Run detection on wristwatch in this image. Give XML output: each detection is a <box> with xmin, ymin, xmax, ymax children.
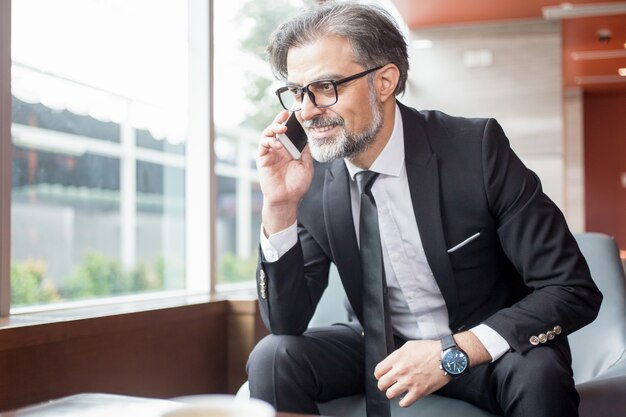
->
<box><xmin>439</xmin><ymin>334</ymin><xmax>470</xmax><ymax>378</ymax></box>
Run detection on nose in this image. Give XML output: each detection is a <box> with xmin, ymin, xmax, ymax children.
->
<box><xmin>299</xmin><ymin>92</ymin><xmax>324</xmax><ymax>121</ymax></box>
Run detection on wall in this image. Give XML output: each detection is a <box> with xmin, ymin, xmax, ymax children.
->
<box><xmin>226</xmin><ymin>299</ymin><xmax>267</xmax><ymax>393</ymax></box>
<box><xmin>406</xmin><ymin>20</ymin><xmax>568</xmax><ymax>213</ymax></box>
<box><xmin>583</xmin><ymin>91</ymin><xmax>626</xmax><ymax>249</ymax></box>
<box><xmin>563</xmin><ymin>87</ymin><xmax>586</xmax><ymax>232</ymax></box>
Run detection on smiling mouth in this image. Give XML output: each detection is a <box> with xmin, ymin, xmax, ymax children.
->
<box><xmin>304</xmin><ymin>116</ymin><xmax>344</xmax><ymax>138</ymax></box>
<box><xmin>308</xmin><ymin>125</ymin><xmax>337</xmax><ymax>135</ymax></box>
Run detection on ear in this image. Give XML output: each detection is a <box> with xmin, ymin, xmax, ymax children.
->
<box><xmin>376</xmin><ymin>64</ymin><xmax>400</xmax><ymax>103</ymax></box>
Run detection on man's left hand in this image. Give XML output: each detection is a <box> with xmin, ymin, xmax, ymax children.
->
<box><xmin>374</xmin><ymin>332</ymin><xmax>492</xmax><ymax>408</ymax></box>
<box><xmin>374</xmin><ymin>339</ymin><xmax>449</xmax><ymax>408</ymax></box>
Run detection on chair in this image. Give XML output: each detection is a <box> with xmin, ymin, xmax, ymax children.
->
<box><xmin>569</xmin><ymin>233</ymin><xmax>626</xmax><ymax>417</ymax></box>
<box><xmin>240</xmin><ymin>233</ymin><xmax>626</xmax><ymax>417</ymax></box>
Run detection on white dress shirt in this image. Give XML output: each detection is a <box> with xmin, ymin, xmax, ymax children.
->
<box><xmin>261</xmin><ymin>104</ymin><xmax>510</xmax><ymax>362</ymax></box>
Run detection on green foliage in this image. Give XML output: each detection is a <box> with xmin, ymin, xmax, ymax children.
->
<box><xmin>153</xmin><ymin>254</ymin><xmax>185</xmax><ymax>290</ymax></box>
<box><xmin>218</xmin><ymin>252</ymin><xmax>258</xmax><ymax>284</ymax></box>
<box><xmin>237</xmin><ymin>0</ymin><xmax>300</xmax><ymax>57</ymax></box>
<box><xmin>236</xmin><ymin>0</ymin><xmax>305</xmax><ymax>131</ymax></box>
<box><xmin>61</xmin><ymin>252</ymin><xmax>131</xmax><ymax>299</ymax></box>
<box><xmin>130</xmin><ymin>260</ymin><xmax>164</xmax><ymax>293</ymax></box>
<box><xmin>9</xmin><ymin>249</ymin><xmax>256</xmax><ymax>302</ymax></box>
<box><xmin>11</xmin><ymin>260</ymin><xmax>60</xmax><ymax>306</ymax></box>
<box><xmin>242</xmin><ymin>74</ymin><xmax>284</xmax><ymax>130</ymax></box>
<box><xmin>10</xmin><ymin>252</ymin><xmax>183</xmax><ymax>306</ymax></box>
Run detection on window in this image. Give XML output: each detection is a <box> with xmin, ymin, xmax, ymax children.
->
<box><xmin>212</xmin><ymin>0</ymin><xmax>305</xmax><ymax>288</ymax></box>
<box><xmin>0</xmin><ymin>0</ymin><xmax>311</xmax><ymax>314</ymax></box>
<box><xmin>3</xmin><ymin>0</ymin><xmax>211</xmax><ymax>311</ymax></box>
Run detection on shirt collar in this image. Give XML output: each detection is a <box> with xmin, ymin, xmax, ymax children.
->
<box><xmin>345</xmin><ymin>103</ymin><xmax>405</xmax><ymax>181</ymax></box>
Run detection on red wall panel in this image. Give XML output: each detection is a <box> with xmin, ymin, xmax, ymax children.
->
<box><xmin>584</xmin><ymin>91</ymin><xmax>626</xmax><ymax>250</ymax></box>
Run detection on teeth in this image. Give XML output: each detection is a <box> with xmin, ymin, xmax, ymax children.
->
<box><xmin>310</xmin><ymin>125</ymin><xmax>334</xmax><ymax>133</ymax></box>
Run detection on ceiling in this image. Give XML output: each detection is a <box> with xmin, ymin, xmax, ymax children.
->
<box><xmin>390</xmin><ymin>0</ymin><xmax>626</xmax><ymax>92</ymax></box>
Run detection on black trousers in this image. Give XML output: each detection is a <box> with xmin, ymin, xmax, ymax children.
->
<box><xmin>246</xmin><ymin>323</ymin><xmax>579</xmax><ymax>417</ymax></box>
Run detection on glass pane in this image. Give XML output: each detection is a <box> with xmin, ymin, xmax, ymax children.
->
<box><xmin>213</xmin><ymin>0</ymin><xmax>305</xmax><ymax>285</ymax></box>
<box><xmin>136</xmin><ymin>161</ymin><xmax>185</xmax><ymax>291</ymax></box>
<box><xmin>216</xmin><ymin>176</ymin><xmax>237</xmax><ymax>284</ymax></box>
<box><xmin>250</xmin><ymin>181</ymin><xmax>263</xmax><ymax>257</ymax></box>
<box><xmin>10</xmin><ymin>0</ymin><xmax>189</xmax><ymax>308</ymax></box>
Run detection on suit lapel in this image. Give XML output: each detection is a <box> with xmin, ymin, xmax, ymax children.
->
<box><xmin>323</xmin><ymin>160</ymin><xmax>364</xmax><ymax>323</ymax></box>
<box><xmin>320</xmin><ymin>104</ymin><xmax>460</xmax><ymax>327</ymax></box>
<box><xmin>399</xmin><ymin>103</ymin><xmax>459</xmax><ymax>325</ymax></box>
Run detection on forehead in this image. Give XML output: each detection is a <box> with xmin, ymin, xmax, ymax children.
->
<box><xmin>286</xmin><ymin>36</ymin><xmax>360</xmax><ymax>85</ymax></box>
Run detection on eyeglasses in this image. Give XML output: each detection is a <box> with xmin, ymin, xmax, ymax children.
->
<box><xmin>275</xmin><ymin>66</ymin><xmax>383</xmax><ymax>112</ymax></box>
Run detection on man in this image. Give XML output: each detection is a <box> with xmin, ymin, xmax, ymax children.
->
<box><xmin>247</xmin><ymin>2</ymin><xmax>602</xmax><ymax>417</ymax></box>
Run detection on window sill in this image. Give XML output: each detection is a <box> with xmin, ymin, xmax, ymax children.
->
<box><xmin>0</xmin><ymin>286</ymin><xmax>257</xmax><ymax>336</ymax></box>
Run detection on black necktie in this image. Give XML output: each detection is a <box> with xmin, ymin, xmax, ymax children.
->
<box><xmin>356</xmin><ymin>170</ymin><xmax>393</xmax><ymax>417</ymax></box>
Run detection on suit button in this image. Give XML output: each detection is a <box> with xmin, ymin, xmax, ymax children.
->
<box><xmin>547</xmin><ymin>330</ymin><xmax>556</xmax><ymax>340</ymax></box>
<box><xmin>259</xmin><ymin>270</ymin><xmax>267</xmax><ymax>299</ymax></box>
<box><xmin>554</xmin><ymin>325</ymin><xmax>562</xmax><ymax>335</ymax></box>
<box><xmin>529</xmin><ymin>336</ymin><xmax>540</xmax><ymax>346</ymax></box>
<box><xmin>538</xmin><ymin>333</ymin><xmax>547</xmax><ymax>343</ymax></box>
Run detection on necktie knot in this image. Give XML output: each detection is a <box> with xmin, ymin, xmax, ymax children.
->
<box><xmin>356</xmin><ymin>170</ymin><xmax>379</xmax><ymax>195</ymax></box>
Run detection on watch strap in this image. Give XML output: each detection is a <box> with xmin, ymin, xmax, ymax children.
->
<box><xmin>440</xmin><ymin>334</ymin><xmax>470</xmax><ymax>378</ymax></box>
<box><xmin>441</xmin><ymin>334</ymin><xmax>456</xmax><ymax>351</ymax></box>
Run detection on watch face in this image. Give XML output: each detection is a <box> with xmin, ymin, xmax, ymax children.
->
<box><xmin>442</xmin><ymin>349</ymin><xmax>468</xmax><ymax>375</ymax></box>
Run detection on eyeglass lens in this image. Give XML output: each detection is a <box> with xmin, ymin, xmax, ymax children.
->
<box><xmin>277</xmin><ymin>66</ymin><xmax>383</xmax><ymax>111</ymax></box>
<box><xmin>279</xmin><ymin>81</ymin><xmax>337</xmax><ymax>112</ymax></box>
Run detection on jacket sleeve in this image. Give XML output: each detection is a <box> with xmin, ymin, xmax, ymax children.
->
<box><xmin>256</xmin><ymin>224</ymin><xmax>331</xmax><ymax>335</ymax></box>
<box><xmin>479</xmin><ymin>118</ymin><xmax>603</xmax><ymax>354</ymax></box>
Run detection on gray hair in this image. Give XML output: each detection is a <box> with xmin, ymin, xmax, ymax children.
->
<box><xmin>267</xmin><ymin>1</ymin><xmax>409</xmax><ymax>96</ymax></box>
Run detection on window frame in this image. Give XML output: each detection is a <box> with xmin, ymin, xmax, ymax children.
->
<box><xmin>0</xmin><ymin>0</ymin><xmax>220</xmax><ymax>317</ymax></box>
<box><xmin>1</xmin><ymin>0</ymin><xmax>12</xmax><ymax>317</ymax></box>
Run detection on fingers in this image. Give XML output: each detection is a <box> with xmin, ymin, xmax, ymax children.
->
<box><xmin>374</xmin><ymin>353</ymin><xmax>396</xmax><ymax>393</ymax></box>
<box><xmin>373</xmin><ymin>341</ymin><xmax>449</xmax><ymax>408</ymax></box>
<box><xmin>261</xmin><ymin>123</ymin><xmax>287</xmax><ymax>139</ymax></box>
<box><xmin>262</xmin><ymin>110</ymin><xmax>290</xmax><ymax>137</ymax></box>
<box><xmin>376</xmin><ymin>367</ymin><xmax>395</xmax><ymax>392</ymax></box>
<box><xmin>381</xmin><ymin>377</ymin><xmax>403</xmax><ymax>399</ymax></box>
<box><xmin>258</xmin><ymin>110</ymin><xmax>293</xmax><ymax>159</ymax></box>
<box><xmin>374</xmin><ymin>355</ymin><xmax>393</xmax><ymax>380</ymax></box>
<box><xmin>274</xmin><ymin>109</ymin><xmax>290</xmax><ymax>125</ymax></box>
<box><xmin>257</xmin><ymin>136</ymin><xmax>282</xmax><ymax>159</ymax></box>
<box><xmin>398</xmin><ymin>390</ymin><xmax>419</xmax><ymax>408</ymax></box>
<box><xmin>377</xmin><ymin>372</ymin><xmax>421</xmax><ymax>408</ymax></box>
<box><xmin>377</xmin><ymin>370</ymin><xmax>410</xmax><ymax>405</ymax></box>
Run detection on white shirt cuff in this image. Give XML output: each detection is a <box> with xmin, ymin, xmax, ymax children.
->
<box><xmin>260</xmin><ymin>221</ymin><xmax>298</xmax><ymax>262</ymax></box>
<box><xmin>470</xmin><ymin>324</ymin><xmax>510</xmax><ymax>363</ymax></box>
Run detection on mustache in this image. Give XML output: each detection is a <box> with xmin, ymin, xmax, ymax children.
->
<box><xmin>303</xmin><ymin>116</ymin><xmax>345</xmax><ymax>129</ymax></box>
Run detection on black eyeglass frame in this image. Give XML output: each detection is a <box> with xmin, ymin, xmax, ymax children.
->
<box><xmin>275</xmin><ymin>65</ymin><xmax>384</xmax><ymax>112</ymax></box>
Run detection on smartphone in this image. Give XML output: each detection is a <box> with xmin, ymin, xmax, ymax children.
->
<box><xmin>275</xmin><ymin>113</ymin><xmax>308</xmax><ymax>160</ymax></box>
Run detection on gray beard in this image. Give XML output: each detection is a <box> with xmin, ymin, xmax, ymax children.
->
<box><xmin>304</xmin><ymin>91</ymin><xmax>383</xmax><ymax>163</ymax></box>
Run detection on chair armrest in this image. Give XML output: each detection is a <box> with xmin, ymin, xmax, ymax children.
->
<box><xmin>578</xmin><ymin>368</ymin><xmax>626</xmax><ymax>417</ymax></box>
<box><xmin>592</xmin><ymin>353</ymin><xmax>626</xmax><ymax>380</ymax></box>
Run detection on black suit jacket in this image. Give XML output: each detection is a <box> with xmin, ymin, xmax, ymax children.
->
<box><xmin>257</xmin><ymin>102</ymin><xmax>602</xmax><ymax>354</ymax></box>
